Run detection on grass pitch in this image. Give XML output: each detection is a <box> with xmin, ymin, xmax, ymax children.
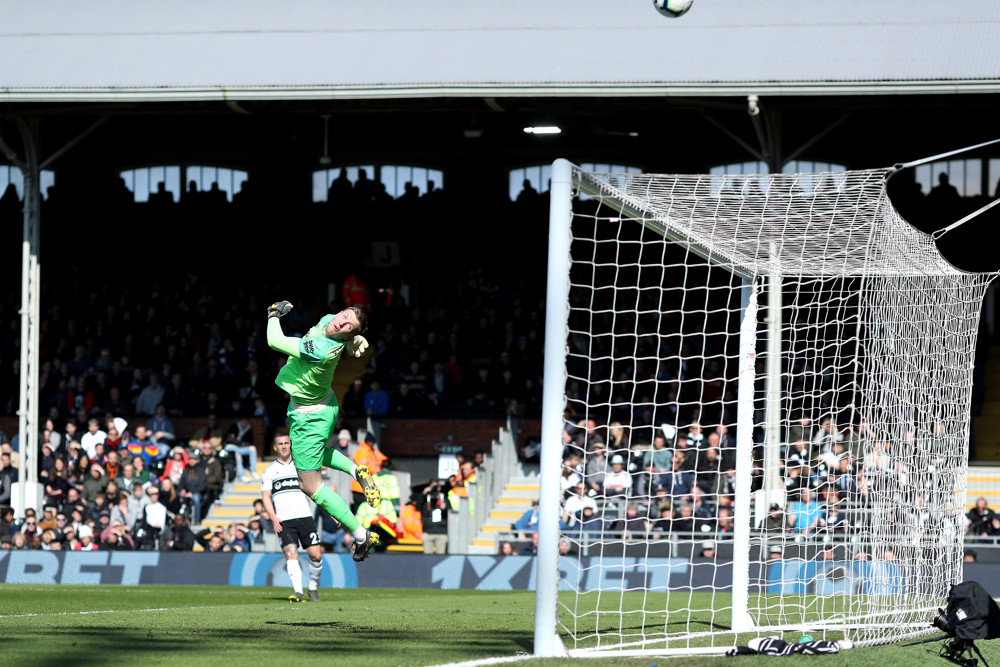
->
<box><xmin>1</xmin><ymin>584</ymin><xmax>997</xmax><ymax>666</ymax></box>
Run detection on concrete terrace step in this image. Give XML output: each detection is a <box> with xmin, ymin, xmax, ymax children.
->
<box><xmin>468</xmin><ymin>546</ymin><xmax>497</xmax><ymax>555</ymax></box>
<box><xmin>965</xmin><ymin>492</ymin><xmax>1000</xmax><ymax>500</ymax></box>
<box><xmin>497</xmin><ymin>497</ymin><xmax>534</xmax><ymax>506</ymax></box>
<box><xmin>387</xmin><ymin>537</ymin><xmax>423</xmax><ymax>553</ymax></box>
<box><xmin>966</xmin><ymin>468</ymin><xmax>1000</xmax><ymax>505</ymax></box>
<box><xmin>210</xmin><ymin>507</ymin><xmax>259</xmax><ymax>517</ymax></box>
<box><xmin>222</xmin><ymin>497</ymin><xmax>258</xmax><ymax>505</ymax></box>
<box><xmin>468</xmin><ymin>475</ymin><xmax>539</xmax><ymax>552</ymax></box>
<box><xmin>480</xmin><ymin>524</ymin><xmax>513</xmax><ymax>533</ymax></box>
<box><xmin>197</xmin><ymin>464</ymin><xmax>272</xmax><ymax>529</ymax></box>
<box><xmin>504</xmin><ymin>490</ymin><xmax>540</xmax><ymax>499</ymax></box>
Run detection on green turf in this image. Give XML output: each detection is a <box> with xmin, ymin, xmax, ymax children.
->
<box><xmin>561</xmin><ymin>590</ymin><xmax>938</xmax><ymax>651</ymax></box>
<box><xmin>0</xmin><ymin>584</ymin><xmax>997</xmax><ymax>666</ymax></box>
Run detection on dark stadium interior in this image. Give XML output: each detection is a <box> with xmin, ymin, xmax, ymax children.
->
<box><xmin>0</xmin><ymin>94</ymin><xmax>996</xmax><ymax>425</ymax></box>
<box><xmin>2</xmin><ymin>93</ymin><xmax>999</xmax><ymax>431</ymax></box>
<box><xmin>4</xmin><ymin>93</ymin><xmax>1000</xmax><ymax>281</ymax></box>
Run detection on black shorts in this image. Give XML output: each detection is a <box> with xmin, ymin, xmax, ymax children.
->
<box><xmin>279</xmin><ymin>517</ymin><xmax>321</xmax><ymax>550</ymax></box>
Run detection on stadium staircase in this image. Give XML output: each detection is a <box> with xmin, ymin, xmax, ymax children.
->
<box><xmin>967</xmin><ymin>466</ymin><xmax>1000</xmax><ymax>511</ymax></box>
<box><xmin>466</xmin><ymin>472</ymin><xmax>539</xmax><ymax>554</ymax></box>
<box><xmin>449</xmin><ymin>419</ymin><xmax>539</xmax><ymax>555</ymax></box>
<box><xmin>185</xmin><ymin>459</ymin><xmax>276</xmax><ymax>551</ymax></box>
<box><xmin>200</xmin><ymin>462</ymin><xmax>267</xmax><ymax>531</ymax></box>
<box><xmin>195</xmin><ymin>459</ymin><xmax>273</xmax><ymax>532</ymax></box>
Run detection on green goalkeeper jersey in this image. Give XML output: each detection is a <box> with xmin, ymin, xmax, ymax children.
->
<box><xmin>274</xmin><ymin>314</ymin><xmax>348</xmax><ymax>404</ymax></box>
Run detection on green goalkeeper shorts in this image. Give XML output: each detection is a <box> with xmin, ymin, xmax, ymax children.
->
<box><xmin>286</xmin><ymin>392</ymin><xmax>339</xmax><ymax>472</ymax></box>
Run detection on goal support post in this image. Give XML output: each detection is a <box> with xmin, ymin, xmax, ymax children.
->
<box><xmin>534</xmin><ymin>158</ymin><xmax>573</xmax><ymax>658</ymax></box>
<box><xmin>730</xmin><ymin>279</ymin><xmax>757</xmax><ymax>634</ymax></box>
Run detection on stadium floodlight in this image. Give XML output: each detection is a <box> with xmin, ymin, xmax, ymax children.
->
<box><xmin>523</xmin><ymin>126</ymin><xmax>561</xmax><ymax>135</ymax></box>
<box><xmin>535</xmin><ymin>158</ymin><xmax>995</xmax><ymax>658</ymax></box>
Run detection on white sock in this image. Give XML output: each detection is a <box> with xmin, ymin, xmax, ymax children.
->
<box><xmin>349</xmin><ymin>464</ymin><xmax>358</xmax><ymax>479</ymax></box>
<box><xmin>353</xmin><ymin>525</ymin><xmax>368</xmax><ymax>542</ymax></box>
<box><xmin>286</xmin><ymin>558</ymin><xmax>303</xmax><ymax>596</ymax></box>
<box><xmin>308</xmin><ymin>559</ymin><xmax>322</xmax><ymax>591</ymax></box>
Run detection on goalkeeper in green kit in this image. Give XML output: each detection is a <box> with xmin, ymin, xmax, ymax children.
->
<box><xmin>266</xmin><ymin>300</ymin><xmax>382</xmax><ymax>562</ymax></box>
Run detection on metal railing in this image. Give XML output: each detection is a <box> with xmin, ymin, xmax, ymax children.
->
<box><xmin>448</xmin><ymin>417</ymin><xmax>521</xmax><ymax>553</ymax></box>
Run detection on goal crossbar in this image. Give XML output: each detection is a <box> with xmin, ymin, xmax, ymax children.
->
<box><xmin>571</xmin><ymin>165</ymin><xmax>969</xmax><ymax>278</ymax></box>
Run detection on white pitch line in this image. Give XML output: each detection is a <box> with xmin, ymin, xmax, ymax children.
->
<box><xmin>0</xmin><ymin>606</ymin><xmax>207</xmax><ymax>619</ymax></box>
<box><xmin>424</xmin><ymin>654</ymin><xmax>534</xmax><ymax>667</ymax></box>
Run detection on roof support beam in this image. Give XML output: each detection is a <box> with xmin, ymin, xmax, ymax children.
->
<box><xmin>39</xmin><ymin>116</ymin><xmax>109</xmax><ymax>170</ymax></box>
<box><xmin>700</xmin><ymin>111</ymin><xmax>765</xmax><ymax>163</ymax></box>
<box><xmin>781</xmin><ymin>112</ymin><xmax>853</xmax><ymax>167</ymax></box>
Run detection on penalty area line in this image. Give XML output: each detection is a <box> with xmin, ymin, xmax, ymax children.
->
<box><xmin>425</xmin><ymin>654</ymin><xmax>534</xmax><ymax>667</ymax></box>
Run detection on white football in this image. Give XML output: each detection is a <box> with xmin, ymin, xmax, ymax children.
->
<box><xmin>653</xmin><ymin>0</ymin><xmax>694</xmax><ymax>18</ymax></box>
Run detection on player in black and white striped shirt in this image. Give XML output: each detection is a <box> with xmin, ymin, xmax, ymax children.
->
<box><xmin>261</xmin><ymin>430</ymin><xmax>324</xmax><ymax>602</ymax></box>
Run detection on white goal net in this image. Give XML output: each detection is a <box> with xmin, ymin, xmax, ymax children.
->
<box><xmin>535</xmin><ymin>159</ymin><xmax>994</xmax><ymax>657</ymax></box>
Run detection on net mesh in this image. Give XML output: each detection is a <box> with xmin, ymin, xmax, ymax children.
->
<box><xmin>555</xmin><ymin>166</ymin><xmax>994</xmax><ymax>655</ymax></box>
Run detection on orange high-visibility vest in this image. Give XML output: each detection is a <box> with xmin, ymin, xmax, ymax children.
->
<box><xmin>399</xmin><ymin>503</ymin><xmax>423</xmax><ymax>540</ymax></box>
<box><xmin>342</xmin><ymin>274</ymin><xmax>371</xmax><ymax>312</ymax></box>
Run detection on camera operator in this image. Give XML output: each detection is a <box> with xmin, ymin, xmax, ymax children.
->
<box><xmin>419</xmin><ymin>478</ymin><xmax>448</xmax><ymax>555</ymax></box>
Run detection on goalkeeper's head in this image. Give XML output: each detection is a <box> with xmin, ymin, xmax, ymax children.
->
<box><xmin>326</xmin><ymin>306</ymin><xmax>368</xmax><ymax>340</ymax></box>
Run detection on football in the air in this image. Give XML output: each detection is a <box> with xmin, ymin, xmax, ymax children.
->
<box><xmin>652</xmin><ymin>0</ymin><xmax>693</xmax><ymax>18</ymax></box>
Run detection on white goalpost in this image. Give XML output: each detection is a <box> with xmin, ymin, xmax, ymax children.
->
<box><xmin>535</xmin><ymin>158</ymin><xmax>995</xmax><ymax>657</ymax></box>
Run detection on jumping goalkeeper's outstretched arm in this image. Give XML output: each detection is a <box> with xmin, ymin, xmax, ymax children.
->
<box><xmin>266</xmin><ymin>300</ymin><xmax>300</xmax><ymax>358</ymax></box>
<box><xmin>265</xmin><ymin>300</ymin><xmax>370</xmax><ymax>359</ymax></box>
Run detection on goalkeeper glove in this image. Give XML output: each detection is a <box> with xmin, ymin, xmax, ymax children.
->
<box><xmin>267</xmin><ymin>300</ymin><xmax>293</xmax><ymax>319</ymax></box>
<box><xmin>350</xmin><ymin>335</ymin><xmax>369</xmax><ymax>358</ymax></box>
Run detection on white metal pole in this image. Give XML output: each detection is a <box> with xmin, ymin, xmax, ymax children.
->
<box><xmin>765</xmin><ymin>252</ymin><xmax>783</xmax><ymax>503</ymax></box>
<box><xmin>533</xmin><ymin>158</ymin><xmax>573</xmax><ymax>658</ymax></box>
<box><xmin>17</xmin><ymin>163</ymin><xmax>41</xmax><ymax>511</ymax></box>
<box><xmin>731</xmin><ymin>280</ymin><xmax>759</xmax><ymax>634</ymax></box>
<box><xmin>28</xmin><ymin>168</ymin><xmax>41</xmax><ymax>488</ymax></box>
<box><xmin>14</xmin><ymin>123</ymin><xmax>42</xmax><ymax>516</ymax></box>
<box><xmin>17</xmin><ymin>195</ymin><xmax>31</xmax><ymax>516</ymax></box>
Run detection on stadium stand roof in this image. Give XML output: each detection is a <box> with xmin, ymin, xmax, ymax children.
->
<box><xmin>2</xmin><ymin>0</ymin><xmax>1000</xmax><ymax>102</ymax></box>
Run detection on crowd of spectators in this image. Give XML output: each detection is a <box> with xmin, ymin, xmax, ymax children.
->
<box><xmin>0</xmin><ymin>266</ymin><xmax>549</xmax><ymax>441</ymax></box>
<box><xmin>0</xmin><ymin>407</ymin><xmax>486</xmax><ymax>556</ymax></box>
<box><xmin>521</xmin><ymin>413</ymin><xmax>973</xmax><ymax>554</ymax></box>
<box><xmin>0</xmin><ymin>438</ymin><xmax>270</xmax><ymax>553</ymax></box>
